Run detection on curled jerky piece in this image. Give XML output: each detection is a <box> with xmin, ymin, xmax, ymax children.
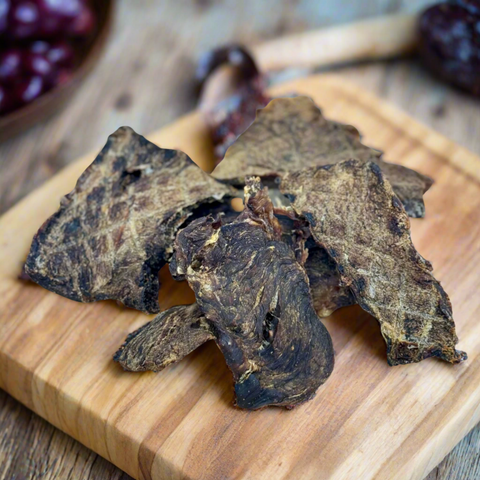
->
<box><xmin>213</xmin><ymin>96</ymin><xmax>433</xmax><ymax>218</ymax></box>
<box><xmin>305</xmin><ymin>242</ymin><xmax>355</xmax><ymax>318</ymax></box>
<box><xmin>116</xmin><ymin>217</ymin><xmax>349</xmax><ymax>371</ymax></box>
<box><xmin>204</xmin><ymin>204</ymin><xmax>353</xmax><ymax>319</ymax></box>
<box><xmin>170</xmin><ymin>178</ymin><xmax>334</xmax><ymax>409</ymax></box>
<box><xmin>281</xmin><ymin>160</ymin><xmax>466</xmax><ymax>366</ymax></box>
<box><xmin>114</xmin><ymin>303</ymin><xmax>213</xmax><ymax>371</ymax></box>
<box><xmin>276</xmin><ymin>214</ymin><xmax>354</xmax><ymax>317</ymax></box>
<box><xmin>25</xmin><ymin>127</ymin><xmax>235</xmax><ymax>314</ymax></box>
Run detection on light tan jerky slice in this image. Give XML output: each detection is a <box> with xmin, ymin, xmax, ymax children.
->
<box><xmin>25</xmin><ymin>127</ymin><xmax>235</xmax><ymax>314</ymax></box>
<box><xmin>213</xmin><ymin>96</ymin><xmax>433</xmax><ymax>218</ymax></box>
<box><xmin>114</xmin><ymin>303</ymin><xmax>213</xmax><ymax>371</ymax></box>
<box><xmin>281</xmin><ymin>159</ymin><xmax>466</xmax><ymax>366</ymax></box>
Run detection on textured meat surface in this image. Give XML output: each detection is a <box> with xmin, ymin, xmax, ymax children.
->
<box><xmin>213</xmin><ymin>96</ymin><xmax>433</xmax><ymax>218</ymax></box>
<box><xmin>170</xmin><ymin>178</ymin><xmax>334</xmax><ymax>409</ymax></box>
<box><xmin>306</xmin><ymin>243</ymin><xmax>355</xmax><ymax>318</ymax></box>
<box><xmin>277</xmin><ymin>215</ymin><xmax>354</xmax><ymax>317</ymax></box>
<box><xmin>114</xmin><ymin>214</ymin><xmax>344</xmax><ymax>377</ymax></box>
<box><xmin>114</xmin><ymin>303</ymin><xmax>213</xmax><ymax>371</ymax></box>
<box><xmin>25</xmin><ymin>127</ymin><xmax>234</xmax><ymax>314</ymax></box>
<box><xmin>281</xmin><ymin>160</ymin><xmax>466</xmax><ymax>366</ymax></box>
<box><xmin>114</xmin><ymin>212</ymin><xmax>351</xmax><ymax>370</ymax></box>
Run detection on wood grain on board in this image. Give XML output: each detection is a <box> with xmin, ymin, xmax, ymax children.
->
<box><xmin>1</xmin><ymin>75</ymin><xmax>480</xmax><ymax>480</ymax></box>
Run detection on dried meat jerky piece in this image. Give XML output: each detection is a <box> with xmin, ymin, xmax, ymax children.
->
<box><xmin>281</xmin><ymin>159</ymin><xmax>467</xmax><ymax>366</ymax></box>
<box><xmin>25</xmin><ymin>127</ymin><xmax>235</xmax><ymax>314</ymax></box>
<box><xmin>305</xmin><ymin>241</ymin><xmax>355</xmax><ymax>318</ymax></box>
<box><xmin>275</xmin><ymin>212</ymin><xmax>355</xmax><ymax>317</ymax></box>
<box><xmin>170</xmin><ymin>178</ymin><xmax>334</xmax><ymax>409</ymax></box>
<box><xmin>114</xmin><ymin>303</ymin><xmax>213</xmax><ymax>371</ymax></box>
<box><xmin>211</xmin><ymin>204</ymin><xmax>354</xmax><ymax>318</ymax></box>
<box><xmin>213</xmin><ymin>96</ymin><xmax>433</xmax><ymax>218</ymax></box>
<box><xmin>115</xmin><ymin>209</ymin><xmax>347</xmax><ymax>372</ymax></box>
<box><xmin>115</xmin><ymin>213</ymin><xmax>349</xmax><ymax>369</ymax></box>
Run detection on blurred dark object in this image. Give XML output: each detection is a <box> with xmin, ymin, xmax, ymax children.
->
<box><xmin>197</xmin><ymin>15</ymin><xmax>420</xmax><ymax>162</ymax></box>
<box><xmin>196</xmin><ymin>45</ymin><xmax>260</xmax><ymax>92</ymax></box>
<box><xmin>419</xmin><ymin>1</ymin><xmax>480</xmax><ymax>96</ymax></box>
<box><xmin>1</xmin><ymin>0</ymin><xmax>96</xmax><ymax>40</ymax></box>
<box><xmin>0</xmin><ymin>0</ymin><xmax>113</xmax><ymax>140</ymax></box>
<box><xmin>197</xmin><ymin>7</ymin><xmax>480</xmax><ymax>155</ymax></box>
<box><xmin>196</xmin><ymin>45</ymin><xmax>270</xmax><ymax>161</ymax></box>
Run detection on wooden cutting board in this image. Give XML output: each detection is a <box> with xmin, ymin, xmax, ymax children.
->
<box><xmin>1</xmin><ymin>74</ymin><xmax>480</xmax><ymax>480</ymax></box>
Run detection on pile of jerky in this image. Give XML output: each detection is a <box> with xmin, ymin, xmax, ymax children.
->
<box><xmin>24</xmin><ymin>96</ymin><xmax>466</xmax><ymax>410</ymax></box>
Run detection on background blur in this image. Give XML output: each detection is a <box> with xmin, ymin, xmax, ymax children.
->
<box><xmin>1</xmin><ymin>0</ymin><xmax>480</xmax><ymax>216</ymax></box>
<box><xmin>1</xmin><ymin>1</ymin><xmax>480</xmax><ymax>479</ymax></box>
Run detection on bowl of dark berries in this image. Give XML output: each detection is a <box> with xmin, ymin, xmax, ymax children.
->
<box><xmin>0</xmin><ymin>0</ymin><xmax>113</xmax><ymax>140</ymax></box>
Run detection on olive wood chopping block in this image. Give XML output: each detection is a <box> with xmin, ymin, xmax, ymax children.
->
<box><xmin>0</xmin><ymin>74</ymin><xmax>479</xmax><ymax>480</ymax></box>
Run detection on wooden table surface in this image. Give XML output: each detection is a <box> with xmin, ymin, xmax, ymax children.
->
<box><xmin>1</xmin><ymin>1</ymin><xmax>479</xmax><ymax>479</ymax></box>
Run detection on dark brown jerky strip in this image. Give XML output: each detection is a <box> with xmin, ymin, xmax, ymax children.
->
<box><xmin>115</xmin><ymin>205</ymin><xmax>346</xmax><ymax>376</ymax></box>
<box><xmin>213</xmin><ymin>96</ymin><xmax>433</xmax><ymax>218</ymax></box>
<box><xmin>170</xmin><ymin>178</ymin><xmax>334</xmax><ymax>409</ymax></box>
<box><xmin>25</xmin><ymin>127</ymin><xmax>235</xmax><ymax>314</ymax></box>
<box><xmin>305</xmin><ymin>241</ymin><xmax>355</xmax><ymax>318</ymax></box>
<box><xmin>115</xmin><ymin>216</ymin><xmax>349</xmax><ymax>373</ymax></box>
<box><xmin>114</xmin><ymin>303</ymin><xmax>213</xmax><ymax>371</ymax></box>
<box><xmin>281</xmin><ymin>160</ymin><xmax>466</xmax><ymax>366</ymax></box>
<box><xmin>276</xmin><ymin>212</ymin><xmax>354</xmax><ymax>317</ymax></box>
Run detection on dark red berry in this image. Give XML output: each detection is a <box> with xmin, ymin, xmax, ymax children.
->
<box><xmin>23</xmin><ymin>52</ymin><xmax>55</xmax><ymax>78</ymax></box>
<box><xmin>0</xmin><ymin>0</ymin><xmax>10</xmax><ymax>35</ymax></box>
<box><xmin>68</xmin><ymin>3</ymin><xmax>95</xmax><ymax>36</ymax></box>
<box><xmin>38</xmin><ymin>14</ymin><xmax>62</xmax><ymax>36</ymax></box>
<box><xmin>0</xmin><ymin>49</ymin><xmax>22</xmax><ymax>84</ymax></box>
<box><xmin>35</xmin><ymin>0</ymin><xmax>65</xmax><ymax>37</ymax></box>
<box><xmin>54</xmin><ymin>67</ymin><xmax>73</xmax><ymax>86</ymax></box>
<box><xmin>30</xmin><ymin>40</ymin><xmax>51</xmax><ymax>54</ymax></box>
<box><xmin>9</xmin><ymin>1</ymin><xmax>40</xmax><ymax>40</ymax></box>
<box><xmin>14</xmin><ymin>75</ymin><xmax>44</xmax><ymax>104</ymax></box>
<box><xmin>38</xmin><ymin>0</ymin><xmax>84</xmax><ymax>19</ymax></box>
<box><xmin>455</xmin><ymin>0</ymin><xmax>480</xmax><ymax>16</ymax></box>
<box><xmin>47</xmin><ymin>40</ymin><xmax>74</xmax><ymax>66</ymax></box>
<box><xmin>419</xmin><ymin>2</ymin><xmax>480</xmax><ymax>95</ymax></box>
